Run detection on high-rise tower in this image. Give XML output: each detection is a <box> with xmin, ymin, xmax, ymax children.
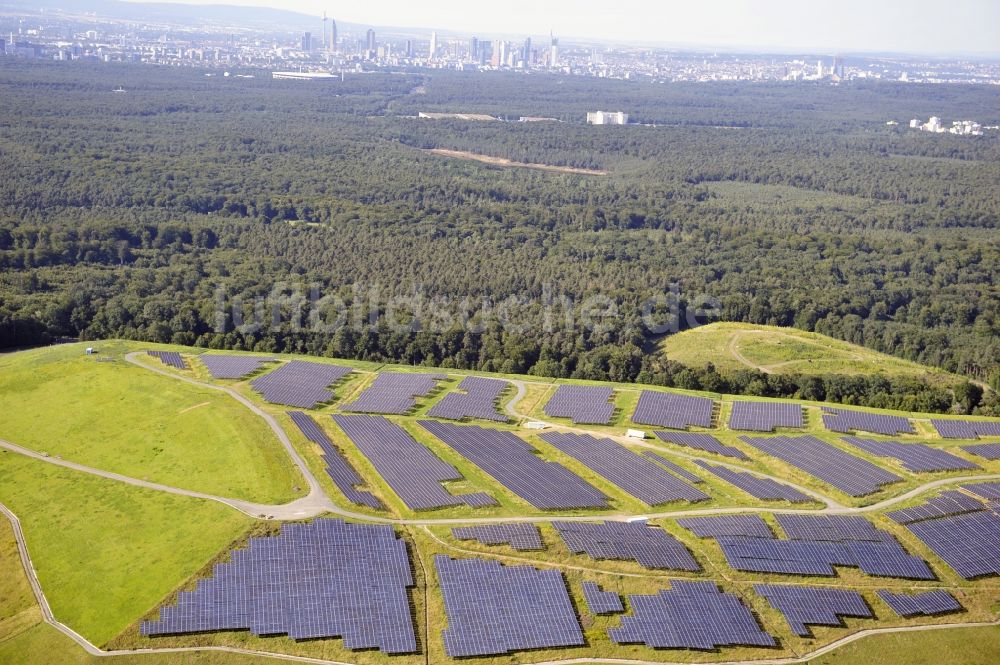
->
<box><xmin>550</xmin><ymin>31</ymin><xmax>559</xmax><ymax>67</ymax></box>
<box><xmin>429</xmin><ymin>31</ymin><xmax>437</xmax><ymax>59</ymax></box>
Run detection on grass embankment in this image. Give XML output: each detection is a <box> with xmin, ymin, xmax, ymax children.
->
<box><xmin>0</xmin><ymin>342</ymin><xmax>304</xmax><ymax>503</ymax></box>
<box><xmin>660</xmin><ymin>321</ymin><xmax>961</xmax><ymax>384</ymax></box>
<box><xmin>0</xmin><ymin>453</ymin><xmax>253</xmax><ymax>645</ymax></box>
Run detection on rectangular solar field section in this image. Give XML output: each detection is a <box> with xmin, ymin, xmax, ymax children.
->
<box><xmin>632</xmin><ymin>391</ymin><xmax>713</xmax><ymax>429</ymax></box>
<box><xmin>677</xmin><ymin>515</ymin><xmax>777</xmax><ymax>540</ymax></box>
<box><xmin>199</xmin><ymin>355</ymin><xmax>274</xmax><ymax>379</ymax></box>
<box><xmin>886</xmin><ymin>491</ymin><xmax>985</xmax><ymax>525</ymax></box>
<box><xmin>427</xmin><ymin>376</ymin><xmax>510</xmax><ymax>422</ymax></box>
<box><xmin>642</xmin><ymin>451</ymin><xmax>705</xmax><ymax>484</ymax></box>
<box><xmin>418</xmin><ymin>421</ymin><xmax>610</xmax><ymax>510</ymax></box>
<box><xmin>543</xmin><ymin>385</ymin><xmax>615</xmax><ymax>425</ymax></box>
<box><xmin>961</xmin><ymin>443</ymin><xmax>1000</xmax><ymax>460</ymax></box>
<box><xmin>141</xmin><ymin>520</ymin><xmax>416</xmax><ymax>653</ymax></box>
<box><xmin>776</xmin><ymin>515</ymin><xmax>894</xmax><ymax>543</ymax></box>
<box><xmin>147</xmin><ymin>350</ymin><xmax>186</xmax><ymax>369</ymax></box>
<box><xmin>342</xmin><ymin>372</ymin><xmax>446</xmax><ymax>415</ymax></box>
<box><xmin>610</xmin><ymin>582</ymin><xmax>775</xmax><ymax>650</ymax></box>
<box><xmin>690</xmin><ymin>514</ymin><xmax>934</xmax><ymax>579</ymax></box>
<box><xmin>754</xmin><ymin>585</ymin><xmax>872</xmax><ymax>637</ymax></box>
<box><xmin>729</xmin><ymin>401</ymin><xmax>804</xmax><ymax>432</ymax></box>
<box><xmin>877</xmin><ymin>590</ymin><xmax>962</xmax><ymax>617</ymax></box>
<box><xmin>891</xmin><ymin>495</ymin><xmax>1000</xmax><ymax>579</ymax></box>
<box><xmin>553</xmin><ymin>521</ymin><xmax>700</xmax><ymax>571</ymax></box>
<box><xmin>840</xmin><ymin>436</ymin><xmax>980</xmax><ymax>472</ymax></box>
<box><xmin>932</xmin><ymin>419</ymin><xmax>1000</xmax><ymax>440</ymax></box>
<box><xmin>963</xmin><ymin>482</ymin><xmax>1000</xmax><ymax>500</ymax></box>
<box><xmin>332</xmin><ymin>415</ymin><xmax>495</xmax><ymax>510</ymax></box>
<box><xmin>251</xmin><ymin>360</ymin><xmax>352</xmax><ymax>408</ymax></box>
<box><xmin>693</xmin><ymin>460</ymin><xmax>812</xmax><ymax>503</ymax></box>
<box><xmin>822</xmin><ymin>407</ymin><xmax>914</xmax><ymax>435</ymax></box>
<box><xmin>539</xmin><ymin>432</ymin><xmax>708</xmax><ymax>505</ymax></box>
<box><xmin>582</xmin><ymin>582</ymin><xmax>624</xmax><ymax>615</ymax></box>
<box><xmin>738</xmin><ymin>435</ymin><xmax>902</xmax><ymax>497</ymax></box>
<box><xmin>451</xmin><ymin>524</ymin><xmax>544</xmax><ymax>551</ymax></box>
<box><xmin>436</xmin><ymin>556</ymin><xmax>584</xmax><ymax>657</ymax></box>
<box><xmin>286</xmin><ymin>412</ymin><xmax>383</xmax><ymax>510</ymax></box>
<box><xmin>655</xmin><ymin>431</ymin><xmax>749</xmax><ymax>460</ymax></box>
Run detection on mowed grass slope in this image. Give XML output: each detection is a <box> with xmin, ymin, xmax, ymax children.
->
<box><xmin>660</xmin><ymin>322</ymin><xmax>959</xmax><ymax>382</ymax></box>
<box><xmin>0</xmin><ymin>452</ymin><xmax>253</xmax><ymax>646</ymax></box>
<box><xmin>0</xmin><ymin>343</ymin><xmax>303</xmax><ymax>503</ymax></box>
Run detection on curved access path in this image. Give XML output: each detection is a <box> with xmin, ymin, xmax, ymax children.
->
<box><xmin>5</xmin><ymin>499</ymin><xmax>998</xmax><ymax>665</ymax></box>
<box><xmin>123</xmin><ymin>352</ymin><xmax>337</xmax><ymax>519</ymax></box>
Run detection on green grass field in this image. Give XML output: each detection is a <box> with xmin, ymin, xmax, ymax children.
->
<box><xmin>0</xmin><ymin>452</ymin><xmax>253</xmax><ymax>645</ymax></box>
<box><xmin>659</xmin><ymin>321</ymin><xmax>959</xmax><ymax>382</ymax></box>
<box><xmin>0</xmin><ymin>342</ymin><xmax>303</xmax><ymax>503</ymax></box>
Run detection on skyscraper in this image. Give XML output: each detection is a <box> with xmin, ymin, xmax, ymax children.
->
<box><xmin>470</xmin><ymin>36</ymin><xmax>479</xmax><ymax>61</ymax></box>
<box><xmin>522</xmin><ymin>37</ymin><xmax>532</xmax><ymax>67</ymax></box>
<box><xmin>301</xmin><ymin>32</ymin><xmax>312</xmax><ymax>52</ymax></box>
<box><xmin>366</xmin><ymin>29</ymin><xmax>376</xmax><ymax>52</ymax></box>
<box><xmin>550</xmin><ymin>32</ymin><xmax>559</xmax><ymax>67</ymax></box>
<box><xmin>330</xmin><ymin>19</ymin><xmax>338</xmax><ymax>53</ymax></box>
<box><xmin>429</xmin><ymin>31</ymin><xmax>437</xmax><ymax>59</ymax></box>
<box><xmin>405</xmin><ymin>39</ymin><xmax>413</xmax><ymax>58</ymax></box>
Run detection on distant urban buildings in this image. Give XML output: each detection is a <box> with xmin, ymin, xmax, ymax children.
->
<box><xmin>586</xmin><ymin>111</ymin><xmax>629</xmax><ymax>125</ymax></box>
<box><xmin>909</xmin><ymin>117</ymin><xmax>984</xmax><ymax>135</ymax></box>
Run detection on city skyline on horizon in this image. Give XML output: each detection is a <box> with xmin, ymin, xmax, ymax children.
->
<box><xmin>121</xmin><ymin>0</ymin><xmax>1000</xmax><ymax>56</ymax></box>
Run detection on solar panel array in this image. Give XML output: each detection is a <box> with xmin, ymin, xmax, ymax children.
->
<box><xmin>642</xmin><ymin>451</ymin><xmax>705</xmax><ymax>484</ymax></box>
<box><xmin>889</xmin><ymin>494</ymin><xmax>1000</xmax><ymax>579</ymax></box>
<box><xmin>426</xmin><ymin>376</ymin><xmax>510</xmax><ymax>423</ymax></box>
<box><xmin>738</xmin><ymin>435</ymin><xmax>902</xmax><ymax>497</ymax></box>
<box><xmin>286</xmin><ymin>412</ymin><xmax>383</xmax><ymax>510</ymax></box>
<box><xmin>552</xmin><ymin>521</ymin><xmax>700</xmax><ymax>571</ymax></box>
<box><xmin>435</xmin><ymin>556</ymin><xmax>584</xmax><ymax>657</ymax></box>
<box><xmin>729</xmin><ymin>401</ymin><xmax>804</xmax><ymax>432</ymax></box>
<box><xmin>885</xmin><ymin>490</ymin><xmax>985</xmax><ymax>524</ymax></box>
<box><xmin>776</xmin><ymin>515</ymin><xmax>894</xmax><ymax>543</ymax></box>
<box><xmin>963</xmin><ymin>482</ymin><xmax>1000</xmax><ymax>500</ymax></box>
<box><xmin>691</xmin><ymin>515</ymin><xmax>934</xmax><ymax>579</ymax></box>
<box><xmin>451</xmin><ymin>524</ymin><xmax>544</xmax><ymax>551</ymax></box>
<box><xmin>141</xmin><ymin>520</ymin><xmax>416</xmax><ymax>653</ymax></box>
<box><xmin>147</xmin><ymin>350</ymin><xmax>186</xmax><ymax>369</ymax></box>
<box><xmin>543</xmin><ymin>385</ymin><xmax>615</xmax><ymax>425</ymax></box>
<box><xmin>332</xmin><ymin>415</ymin><xmax>495</xmax><ymax>511</ymax></box>
<box><xmin>199</xmin><ymin>355</ymin><xmax>274</xmax><ymax>379</ymax></box>
<box><xmin>582</xmin><ymin>582</ymin><xmax>624</xmax><ymax>615</ymax></box>
<box><xmin>676</xmin><ymin>515</ymin><xmax>777</xmax><ymax>540</ymax></box>
<box><xmin>841</xmin><ymin>436</ymin><xmax>980</xmax><ymax>473</ymax></box>
<box><xmin>693</xmin><ymin>460</ymin><xmax>812</xmax><ymax>503</ymax></box>
<box><xmin>418</xmin><ymin>421</ymin><xmax>610</xmax><ymax>510</ymax></box>
<box><xmin>342</xmin><ymin>372</ymin><xmax>446</xmax><ymax>415</ymax></box>
<box><xmin>961</xmin><ymin>443</ymin><xmax>1000</xmax><ymax>460</ymax></box>
<box><xmin>539</xmin><ymin>432</ymin><xmax>709</xmax><ymax>505</ymax></box>
<box><xmin>251</xmin><ymin>360</ymin><xmax>352</xmax><ymax>408</ymax></box>
<box><xmin>610</xmin><ymin>582</ymin><xmax>776</xmax><ymax>650</ymax></box>
<box><xmin>822</xmin><ymin>407</ymin><xmax>914</xmax><ymax>436</ymax></box>
<box><xmin>877</xmin><ymin>590</ymin><xmax>962</xmax><ymax>618</ymax></box>
<box><xmin>631</xmin><ymin>391</ymin><xmax>714</xmax><ymax>429</ymax></box>
<box><xmin>655</xmin><ymin>431</ymin><xmax>750</xmax><ymax>460</ymax></box>
<box><xmin>931</xmin><ymin>419</ymin><xmax>1000</xmax><ymax>440</ymax></box>
<box><xmin>754</xmin><ymin>585</ymin><xmax>872</xmax><ymax>637</ymax></box>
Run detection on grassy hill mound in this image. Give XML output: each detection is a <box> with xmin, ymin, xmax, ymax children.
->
<box><xmin>659</xmin><ymin>323</ymin><xmax>961</xmax><ymax>385</ymax></box>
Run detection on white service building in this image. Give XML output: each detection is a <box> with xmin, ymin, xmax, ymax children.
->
<box><xmin>587</xmin><ymin>111</ymin><xmax>629</xmax><ymax>125</ymax></box>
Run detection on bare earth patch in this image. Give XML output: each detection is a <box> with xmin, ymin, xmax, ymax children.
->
<box><xmin>425</xmin><ymin>149</ymin><xmax>607</xmax><ymax>175</ymax></box>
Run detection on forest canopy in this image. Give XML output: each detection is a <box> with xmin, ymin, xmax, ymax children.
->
<box><xmin>1</xmin><ymin>60</ymin><xmax>998</xmax><ymax>412</ymax></box>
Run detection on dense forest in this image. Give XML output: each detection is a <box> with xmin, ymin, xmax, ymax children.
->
<box><xmin>1</xmin><ymin>60</ymin><xmax>998</xmax><ymax>413</ymax></box>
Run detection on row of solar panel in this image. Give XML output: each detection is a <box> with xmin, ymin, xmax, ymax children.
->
<box><xmin>151</xmin><ymin>352</ymin><xmax>1000</xmax><ymax>440</ymax></box>
<box><xmin>141</xmin><ymin>522</ymin><xmax>968</xmax><ymax>658</ymax></box>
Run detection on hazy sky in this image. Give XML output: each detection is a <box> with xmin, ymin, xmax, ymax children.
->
<box><xmin>133</xmin><ymin>0</ymin><xmax>1000</xmax><ymax>54</ymax></box>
